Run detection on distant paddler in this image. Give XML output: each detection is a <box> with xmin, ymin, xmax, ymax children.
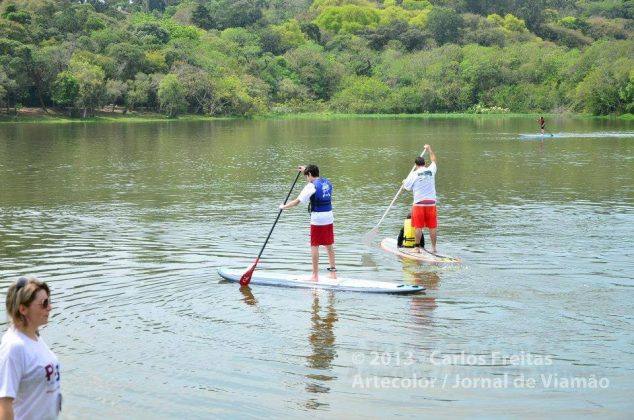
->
<box><xmin>536</xmin><ymin>116</ymin><xmax>545</xmax><ymax>135</ymax></box>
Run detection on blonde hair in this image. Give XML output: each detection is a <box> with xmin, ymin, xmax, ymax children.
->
<box><xmin>5</xmin><ymin>276</ymin><xmax>50</xmax><ymax>327</ymax></box>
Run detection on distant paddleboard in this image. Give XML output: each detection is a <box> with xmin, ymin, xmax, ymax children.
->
<box><xmin>218</xmin><ymin>268</ymin><xmax>424</xmax><ymax>294</ymax></box>
<box><xmin>380</xmin><ymin>238</ymin><xmax>462</xmax><ymax>264</ymax></box>
<box><xmin>519</xmin><ymin>133</ymin><xmax>558</xmax><ymax>138</ymax></box>
<box><xmin>521</xmin><ymin>132</ymin><xmax>634</xmax><ymax>139</ymax></box>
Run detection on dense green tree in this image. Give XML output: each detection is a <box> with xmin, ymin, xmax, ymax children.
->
<box><xmin>51</xmin><ymin>71</ymin><xmax>80</xmax><ymax>114</ymax></box>
<box><xmin>131</xmin><ymin>21</ymin><xmax>171</xmax><ymax>45</ymax></box>
<box><xmin>285</xmin><ymin>42</ymin><xmax>345</xmax><ymax>100</ymax></box>
<box><xmin>540</xmin><ymin>22</ymin><xmax>593</xmax><ymax>47</ymax></box>
<box><xmin>426</xmin><ymin>7</ymin><xmax>464</xmax><ymax>45</ymax></box>
<box><xmin>158</xmin><ymin>73</ymin><xmax>187</xmax><ymax>117</ymax></box>
<box><xmin>325</xmin><ymin>33</ymin><xmax>378</xmax><ymax>76</ymax></box>
<box><xmin>26</xmin><ymin>45</ymin><xmax>69</xmax><ymax>112</ymax></box>
<box><xmin>255</xmin><ymin>53</ymin><xmax>297</xmax><ymax>97</ymax></box>
<box><xmin>69</xmin><ymin>59</ymin><xmax>107</xmax><ymax>117</ymax></box>
<box><xmin>209</xmin><ymin>0</ymin><xmax>267</xmax><ymax>30</ymax></box>
<box><xmin>106</xmin><ymin>42</ymin><xmax>148</xmax><ymax>80</ymax></box>
<box><xmin>191</xmin><ymin>4</ymin><xmax>215</xmax><ymax>30</ymax></box>
<box><xmin>314</xmin><ymin>5</ymin><xmax>381</xmax><ymax>34</ymax></box>
<box><xmin>462</xmin><ymin>13</ymin><xmax>506</xmax><ymax>46</ymax></box>
<box><xmin>575</xmin><ymin>58</ymin><xmax>634</xmax><ymax>114</ymax></box>
<box><xmin>105</xmin><ymin>79</ymin><xmax>127</xmax><ymax>112</ymax></box>
<box><xmin>127</xmin><ymin>72</ymin><xmax>154</xmax><ymax>111</ymax></box>
<box><xmin>172</xmin><ymin>62</ymin><xmax>216</xmax><ymax>114</ymax></box>
<box><xmin>331</xmin><ymin>75</ymin><xmax>391</xmax><ymax>113</ymax></box>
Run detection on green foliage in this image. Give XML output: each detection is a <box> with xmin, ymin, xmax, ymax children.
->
<box><xmin>68</xmin><ymin>58</ymin><xmax>107</xmax><ymax>116</ymax></box>
<box><xmin>486</xmin><ymin>13</ymin><xmax>528</xmax><ymax>34</ymax></box>
<box><xmin>426</xmin><ymin>7</ymin><xmax>464</xmax><ymax>45</ymax></box>
<box><xmin>331</xmin><ymin>75</ymin><xmax>391</xmax><ymax>113</ymax></box>
<box><xmin>540</xmin><ymin>23</ymin><xmax>593</xmax><ymax>48</ymax></box>
<box><xmin>577</xmin><ymin>0</ymin><xmax>634</xmax><ymax>19</ymax></box>
<box><xmin>271</xmin><ymin>19</ymin><xmax>307</xmax><ymax>51</ymax></box>
<box><xmin>284</xmin><ymin>43</ymin><xmax>345</xmax><ymax>100</ymax></box>
<box><xmin>51</xmin><ymin>71</ymin><xmax>79</xmax><ymax>108</ymax></box>
<box><xmin>131</xmin><ymin>21</ymin><xmax>171</xmax><ymax>45</ymax></box>
<box><xmin>158</xmin><ymin>73</ymin><xmax>187</xmax><ymax>117</ymax></box>
<box><xmin>462</xmin><ymin>13</ymin><xmax>506</xmax><ymax>46</ymax></box>
<box><xmin>209</xmin><ymin>0</ymin><xmax>266</xmax><ymax>30</ymax></box>
<box><xmin>0</xmin><ymin>0</ymin><xmax>632</xmax><ymax>117</ymax></box>
<box><xmin>212</xmin><ymin>74</ymin><xmax>267</xmax><ymax>116</ymax></box>
<box><xmin>106</xmin><ymin>42</ymin><xmax>148</xmax><ymax>80</ymax></box>
<box><xmin>575</xmin><ymin>58</ymin><xmax>634</xmax><ymax>114</ymax></box>
<box><xmin>105</xmin><ymin>79</ymin><xmax>127</xmax><ymax>110</ymax></box>
<box><xmin>314</xmin><ymin>5</ymin><xmax>381</xmax><ymax>34</ymax></box>
<box><xmin>191</xmin><ymin>4</ymin><xmax>215</xmax><ymax>30</ymax></box>
<box><xmin>310</xmin><ymin>0</ymin><xmax>374</xmax><ymax>13</ymax></box>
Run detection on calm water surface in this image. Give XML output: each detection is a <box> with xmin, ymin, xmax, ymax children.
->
<box><xmin>1</xmin><ymin>117</ymin><xmax>633</xmax><ymax>418</ymax></box>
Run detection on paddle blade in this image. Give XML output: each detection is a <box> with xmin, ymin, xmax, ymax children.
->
<box><xmin>239</xmin><ymin>258</ymin><xmax>259</xmax><ymax>286</ymax></box>
<box><xmin>363</xmin><ymin>227</ymin><xmax>379</xmax><ymax>246</ymax></box>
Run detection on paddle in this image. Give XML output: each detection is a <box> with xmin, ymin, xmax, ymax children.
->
<box><xmin>239</xmin><ymin>169</ymin><xmax>303</xmax><ymax>286</ymax></box>
<box><xmin>362</xmin><ymin>147</ymin><xmax>426</xmax><ymax>246</ymax></box>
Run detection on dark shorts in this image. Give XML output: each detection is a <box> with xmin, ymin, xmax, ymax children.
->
<box><xmin>310</xmin><ymin>224</ymin><xmax>334</xmax><ymax>246</ymax></box>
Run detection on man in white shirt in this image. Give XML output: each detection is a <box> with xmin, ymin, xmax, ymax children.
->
<box><xmin>402</xmin><ymin>144</ymin><xmax>438</xmax><ymax>253</ymax></box>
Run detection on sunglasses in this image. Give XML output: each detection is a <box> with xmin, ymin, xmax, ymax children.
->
<box><xmin>38</xmin><ymin>298</ymin><xmax>51</xmax><ymax>309</ymax></box>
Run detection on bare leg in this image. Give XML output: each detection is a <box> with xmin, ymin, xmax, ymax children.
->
<box><xmin>415</xmin><ymin>228</ymin><xmax>423</xmax><ymax>252</ymax></box>
<box><xmin>325</xmin><ymin>244</ymin><xmax>336</xmax><ymax>278</ymax></box>
<box><xmin>429</xmin><ymin>228</ymin><xmax>437</xmax><ymax>253</ymax></box>
<box><xmin>311</xmin><ymin>246</ymin><xmax>319</xmax><ymax>281</ymax></box>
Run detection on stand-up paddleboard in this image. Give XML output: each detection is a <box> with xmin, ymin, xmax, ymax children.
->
<box><xmin>218</xmin><ymin>268</ymin><xmax>424</xmax><ymax>295</ymax></box>
<box><xmin>519</xmin><ymin>133</ymin><xmax>558</xmax><ymax>138</ymax></box>
<box><xmin>380</xmin><ymin>238</ymin><xmax>462</xmax><ymax>264</ymax></box>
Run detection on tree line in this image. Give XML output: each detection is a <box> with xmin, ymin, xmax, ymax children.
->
<box><xmin>0</xmin><ymin>0</ymin><xmax>632</xmax><ymax>118</ymax></box>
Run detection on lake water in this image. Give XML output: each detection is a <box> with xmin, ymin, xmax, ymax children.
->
<box><xmin>1</xmin><ymin>116</ymin><xmax>633</xmax><ymax>418</ymax></box>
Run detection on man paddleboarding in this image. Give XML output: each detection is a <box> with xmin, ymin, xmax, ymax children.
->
<box><xmin>280</xmin><ymin>164</ymin><xmax>336</xmax><ymax>281</ymax></box>
<box><xmin>403</xmin><ymin>145</ymin><xmax>438</xmax><ymax>254</ymax></box>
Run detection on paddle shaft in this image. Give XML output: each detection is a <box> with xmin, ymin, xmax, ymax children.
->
<box><xmin>371</xmin><ymin>148</ymin><xmax>426</xmax><ymax>230</ymax></box>
<box><xmin>256</xmin><ymin>169</ymin><xmax>302</xmax><ymax>261</ymax></box>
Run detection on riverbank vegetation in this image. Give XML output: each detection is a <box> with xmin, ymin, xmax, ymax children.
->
<box><xmin>0</xmin><ymin>0</ymin><xmax>632</xmax><ymax>119</ymax></box>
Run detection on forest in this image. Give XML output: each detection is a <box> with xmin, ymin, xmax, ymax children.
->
<box><xmin>0</xmin><ymin>0</ymin><xmax>632</xmax><ymax>118</ymax></box>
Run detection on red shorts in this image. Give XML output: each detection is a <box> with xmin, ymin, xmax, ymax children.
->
<box><xmin>411</xmin><ymin>205</ymin><xmax>437</xmax><ymax>229</ymax></box>
<box><xmin>310</xmin><ymin>224</ymin><xmax>334</xmax><ymax>246</ymax></box>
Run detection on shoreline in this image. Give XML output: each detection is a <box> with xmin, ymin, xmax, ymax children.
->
<box><xmin>0</xmin><ymin>108</ymin><xmax>632</xmax><ymax>124</ymax></box>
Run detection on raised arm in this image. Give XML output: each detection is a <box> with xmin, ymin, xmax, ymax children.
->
<box><xmin>425</xmin><ymin>144</ymin><xmax>436</xmax><ymax>164</ymax></box>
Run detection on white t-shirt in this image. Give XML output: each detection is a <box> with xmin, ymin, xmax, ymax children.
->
<box><xmin>403</xmin><ymin>162</ymin><xmax>438</xmax><ymax>204</ymax></box>
<box><xmin>297</xmin><ymin>181</ymin><xmax>334</xmax><ymax>226</ymax></box>
<box><xmin>0</xmin><ymin>327</ymin><xmax>61</xmax><ymax>420</ymax></box>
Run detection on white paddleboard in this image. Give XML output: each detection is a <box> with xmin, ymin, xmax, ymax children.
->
<box><xmin>380</xmin><ymin>238</ymin><xmax>462</xmax><ymax>264</ymax></box>
<box><xmin>519</xmin><ymin>133</ymin><xmax>558</xmax><ymax>138</ymax></box>
<box><xmin>218</xmin><ymin>268</ymin><xmax>424</xmax><ymax>295</ymax></box>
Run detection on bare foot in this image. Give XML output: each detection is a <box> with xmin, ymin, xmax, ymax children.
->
<box><xmin>309</xmin><ymin>275</ymin><xmax>318</xmax><ymax>282</ymax></box>
<box><xmin>328</xmin><ymin>271</ymin><xmax>337</xmax><ymax>279</ymax></box>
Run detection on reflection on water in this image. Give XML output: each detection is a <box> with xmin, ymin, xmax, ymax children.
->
<box><xmin>1</xmin><ymin>118</ymin><xmax>633</xmax><ymax>417</ymax></box>
<box><xmin>305</xmin><ymin>290</ymin><xmax>338</xmax><ymax>409</ymax></box>
<box><xmin>239</xmin><ymin>285</ymin><xmax>258</xmax><ymax>306</ymax></box>
<box><xmin>403</xmin><ymin>266</ymin><xmax>439</xmax><ymax>327</ymax></box>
